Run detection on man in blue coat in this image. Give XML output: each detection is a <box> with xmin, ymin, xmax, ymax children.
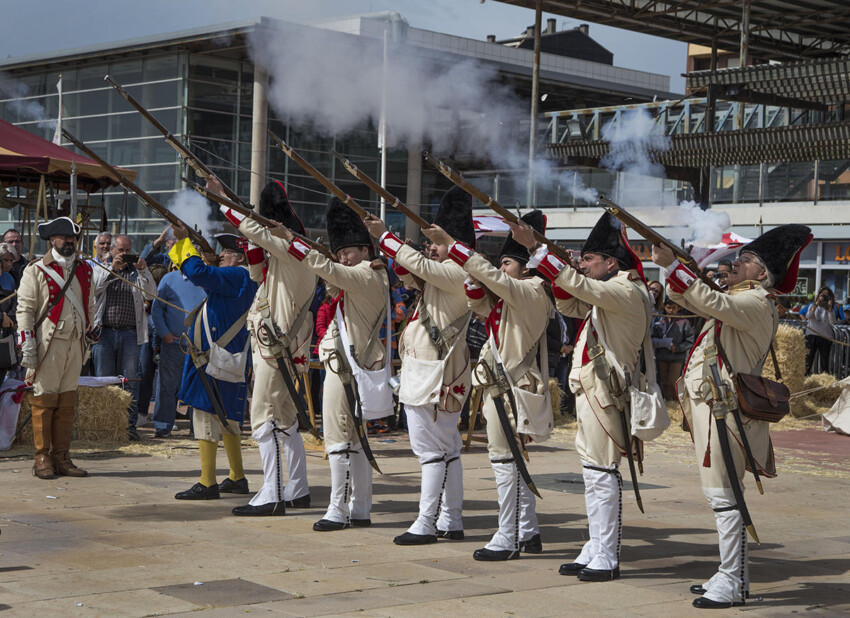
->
<box><xmin>170</xmin><ymin>226</ymin><xmax>258</xmax><ymax>500</ymax></box>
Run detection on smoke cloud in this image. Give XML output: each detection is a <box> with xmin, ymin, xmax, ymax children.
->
<box><xmin>166</xmin><ymin>189</ymin><xmax>218</xmax><ymax>244</ymax></box>
<box><xmin>0</xmin><ymin>72</ymin><xmax>56</xmax><ymax>129</ymax></box>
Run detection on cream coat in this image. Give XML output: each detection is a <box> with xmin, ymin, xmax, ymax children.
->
<box><xmin>667</xmin><ymin>278</ymin><xmax>777</xmax><ymax>488</ymax></box>
<box><xmin>17</xmin><ymin>252</ymin><xmax>95</xmax><ymax>394</ymax></box>
<box><xmin>461</xmin><ymin>253</ymin><xmax>552</xmax><ymax>459</ymax></box>
<box><xmin>394</xmin><ymin>244</ymin><xmax>471</xmax><ymax>413</ymax></box>
<box><xmin>555</xmin><ymin>268</ymin><xmax>650</xmax><ymax>468</ymax></box>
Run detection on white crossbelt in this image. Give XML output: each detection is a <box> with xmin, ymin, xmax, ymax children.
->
<box><xmin>35</xmin><ymin>262</ymin><xmax>87</xmax><ymax>326</ymax></box>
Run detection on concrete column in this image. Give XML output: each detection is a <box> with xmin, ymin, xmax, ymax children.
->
<box><xmin>250</xmin><ymin>66</ymin><xmax>269</xmax><ymax>206</ymax></box>
<box><xmin>405</xmin><ymin>146</ymin><xmax>423</xmax><ymax>241</ymax></box>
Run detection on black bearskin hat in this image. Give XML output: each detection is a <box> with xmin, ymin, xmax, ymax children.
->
<box><xmin>214</xmin><ymin>233</ymin><xmax>247</xmax><ymax>254</ymax></box>
<box><xmin>581</xmin><ymin>212</ymin><xmax>639</xmax><ymax>270</ymax></box>
<box><xmin>741</xmin><ymin>224</ymin><xmax>812</xmax><ymax>294</ymax></box>
<box><xmin>38</xmin><ymin>216</ymin><xmax>81</xmax><ymax>240</ymax></box>
<box><xmin>326</xmin><ymin>197</ymin><xmax>373</xmax><ymax>254</ymax></box>
<box><xmin>259</xmin><ymin>180</ymin><xmax>305</xmax><ymax>235</ymax></box>
<box><xmin>499</xmin><ymin>209</ymin><xmax>546</xmax><ymax>265</ymax></box>
<box><xmin>433</xmin><ymin>186</ymin><xmax>476</xmax><ymax>248</ymax></box>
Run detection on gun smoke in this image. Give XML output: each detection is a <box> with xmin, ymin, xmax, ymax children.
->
<box><xmin>166</xmin><ymin>189</ymin><xmax>218</xmax><ymax>244</ymax></box>
<box><xmin>0</xmin><ymin>72</ymin><xmax>57</xmax><ymax>129</ymax></box>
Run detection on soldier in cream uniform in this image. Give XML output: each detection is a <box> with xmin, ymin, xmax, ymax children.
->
<box><xmin>652</xmin><ymin>225</ymin><xmax>811</xmax><ymax>609</ymax></box>
<box><xmin>17</xmin><ymin>217</ymin><xmax>95</xmax><ymax>479</ymax></box>
<box><xmin>364</xmin><ymin>186</ymin><xmax>473</xmax><ymax>545</ymax></box>
<box><xmin>217</xmin><ymin>179</ymin><xmax>315</xmax><ymax>516</ymax></box>
<box><xmin>425</xmin><ymin>210</ymin><xmax>552</xmax><ymax>561</ymax></box>
<box><xmin>270</xmin><ymin>198</ymin><xmax>390</xmax><ymax>532</ymax></box>
<box><xmin>514</xmin><ymin>212</ymin><xmax>651</xmax><ymax>582</ymax></box>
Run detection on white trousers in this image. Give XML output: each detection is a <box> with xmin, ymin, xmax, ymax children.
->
<box><xmin>484</xmin><ymin>459</ymin><xmax>539</xmax><ymax>552</ymax></box>
<box><xmin>701</xmin><ymin>487</ymin><xmax>749</xmax><ymax>604</ymax></box>
<box><xmin>575</xmin><ymin>461</ymin><xmax>622</xmax><ymax>570</ymax></box>
<box><xmin>322</xmin><ymin>442</ymin><xmax>373</xmax><ymax>523</ymax></box>
<box><xmin>249</xmin><ymin>419</ymin><xmax>309</xmax><ymax>506</ymax></box>
<box><xmin>406</xmin><ymin>404</ymin><xmax>463</xmax><ymax>535</ymax></box>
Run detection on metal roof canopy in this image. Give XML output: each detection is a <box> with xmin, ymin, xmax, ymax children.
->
<box><xmin>493</xmin><ymin>1</ymin><xmax>850</xmax><ymax>60</ymax></box>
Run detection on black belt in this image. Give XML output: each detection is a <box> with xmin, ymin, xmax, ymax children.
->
<box><xmin>103</xmin><ymin>325</ymin><xmax>135</xmax><ymax>331</ymax></box>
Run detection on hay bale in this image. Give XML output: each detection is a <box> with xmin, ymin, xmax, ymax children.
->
<box><xmin>766</xmin><ymin>324</ymin><xmax>806</xmax><ymax>396</ymax></box>
<box><xmin>15</xmin><ymin>385</ymin><xmax>131</xmax><ymax>447</ymax></box>
<box><xmin>802</xmin><ymin>373</ymin><xmax>843</xmax><ymax>405</ymax></box>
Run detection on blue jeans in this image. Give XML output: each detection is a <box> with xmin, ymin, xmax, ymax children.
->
<box><xmin>153</xmin><ymin>341</ymin><xmax>185</xmax><ymax>432</ymax></box>
<box><xmin>93</xmin><ymin>328</ymin><xmax>142</xmax><ymax>429</ymax></box>
<box><xmin>137</xmin><ymin>341</ymin><xmax>157</xmax><ymax>421</ymax></box>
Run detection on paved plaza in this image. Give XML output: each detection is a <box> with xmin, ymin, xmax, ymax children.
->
<box><xmin>1</xmin><ymin>424</ymin><xmax>848</xmax><ymax>616</ymax></box>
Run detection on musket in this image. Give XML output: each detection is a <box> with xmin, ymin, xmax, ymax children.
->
<box><xmin>597</xmin><ymin>196</ymin><xmax>724</xmax><ymax>293</ymax></box>
<box><xmin>422</xmin><ymin>151</ymin><xmax>572</xmax><ymax>264</ymax></box>
<box><xmin>62</xmin><ymin>129</ymin><xmax>215</xmax><ymax>254</ymax></box>
<box><xmin>268</xmin><ymin>131</ymin><xmax>370</xmax><ymax>219</ymax></box>
<box><xmin>703</xmin><ymin>364</ymin><xmax>761</xmax><ymax>544</ymax></box>
<box><xmin>105</xmin><ymin>75</ymin><xmax>248</xmax><ymax>210</ymax></box>
<box><xmin>182</xmin><ymin>177</ymin><xmax>336</xmax><ymax>261</ymax></box>
<box><xmin>330</xmin><ymin>150</ymin><xmax>430</xmax><ymax>229</ymax></box>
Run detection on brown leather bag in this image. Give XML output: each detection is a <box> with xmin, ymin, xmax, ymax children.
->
<box><xmin>717</xmin><ymin>339</ymin><xmax>790</xmax><ymax>423</ymax></box>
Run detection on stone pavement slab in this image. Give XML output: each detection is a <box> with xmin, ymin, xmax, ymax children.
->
<box><xmin>1</xmin><ymin>424</ymin><xmax>849</xmax><ymax>616</ymax></box>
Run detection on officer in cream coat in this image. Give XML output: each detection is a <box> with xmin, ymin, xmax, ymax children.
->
<box><xmin>17</xmin><ymin>217</ymin><xmax>95</xmax><ymax>479</ymax></box>
<box><xmin>217</xmin><ymin>179</ymin><xmax>316</xmax><ymax>516</ymax></box>
<box><xmin>364</xmin><ymin>186</ymin><xmax>474</xmax><ymax>546</ymax></box>
<box><xmin>514</xmin><ymin>212</ymin><xmax>651</xmax><ymax>582</ymax></box>
<box><xmin>652</xmin><ymin>224</ymin><xmax>811</xmax><ymax>609</ymax></box>
<box><xmin>270</xmin><ymin>197</ymin><xmax>390</xmax><ymax>532</ymax></box>
<box><xmin>425</xmin><ymin>210</ymin><xmax>552</xmax><ymax>562</ymax></box>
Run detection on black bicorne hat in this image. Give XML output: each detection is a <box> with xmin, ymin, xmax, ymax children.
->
<box><xmin>326</xmin><ymin>197</ymin><xmax>373</xmax><ymax>254</ymax></box>
<box><xmin>433</xmin><ymin>186</ymin><xmax>476</xmax><ymax>248</ymax></box>
<box><xmin>214</xmin><ymin>233</ymin><xmax>247</xmax><ymax>254</ymax></box>
<box><xmin>499</xmin><ymin>209</ymin><xmax>546</xmax><ymax>265</ymax></box>
<box><xmin>740</xmin><ymin>224</ymin><xmax>812</xmax><ymax>294</ymax></box>
<box><xmin>38</xmin><ymin>216</ymin><xmax>81</xmax><ymax>240</ymax></box>
<box><xmin>259</xmin><ymin>180</ymin><xmax>305</xmax><ymax>235</ymax></box>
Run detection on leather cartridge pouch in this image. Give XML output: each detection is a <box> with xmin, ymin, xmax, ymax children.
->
<box><xmin>717</xmin><ymin>334</ymin><xmax>790</xmax><ymax>423</ymax></box>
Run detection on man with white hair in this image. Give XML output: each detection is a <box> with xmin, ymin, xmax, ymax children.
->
<box><xmin>652</xmin><ymin>224</ymin><xmax>811</xmax><ymax>609</ymax></box>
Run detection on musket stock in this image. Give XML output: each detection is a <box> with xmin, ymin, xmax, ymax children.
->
<box><xmin>597</xmin><ymin>196</ymin><xmax>724</xmax><ymax>293</ymax></box>
<box><xmin>62</xmin><ymin>129</ymin><xmax>215</xmax><ymax>254</ymax></box>
<box><xmin>182</xmin><ymin>177</ymin><xmax>335</xmax><ymax>261</ymax></box>
<box><xmin>268</xmin><ymin>131</ymin><xmax>371</xmax><ymax>220</ymax></box>
<box><xmin>105</xmin><ymin>75</ymin><xmax>248</xmax><ymax>209</ymax></box>
<box><xmin>422</xmin><ymin>152</ymin><xmax>572</xmax><ymax>263</ymax></box>
<box><xmin>330</xmin><ymin>150</ymin><xmax>431</xmax><ymax>229</ymax></box>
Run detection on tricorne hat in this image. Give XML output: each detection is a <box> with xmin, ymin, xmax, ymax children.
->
<box><xmin>214</xmin><ymin>233</ymin><xmax>247</xmax><ymax>254</ymax></box>
<box><xmin>38</xmin><ymin>216</ymin><xmax>81</xmax><ymax>240</ymax></box>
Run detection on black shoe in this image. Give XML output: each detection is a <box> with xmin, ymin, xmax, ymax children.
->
<box><xmin>285</xmin><ymin>494</ymin><xmax>311</xmax><ymax>508</ymax></box>
<box><xmin>154</xmin><ymin>429</ymin><xmax>171</xmax><ymax>438</ymax></box>
<box><xmin>520</xmin><ymin>533</ymin><xmax>542</xmax><ymax>554</ymax></box>
<box><xmin>473</xmin><ymin>548</ymin><xmax>519</xmax><ymax>562</ymax></box>
<box><xmin>577</xmin><ymin>566</ymin><xmax>620</xmax><ymax>582</ymax></box>
<box><xmin>692</xmin><ymin>597</ymin><xmax>744</xmax><ymax>609</ymax></box>
<box><xmin>691</xmin><ymin>585</ymin><xmax>749</xmax><ymax>599</ymax></box>
<box><xmin>394</xmin><ymin>532</ymin><xmax>438</xmax><ymax>546</ymax></box>
<box><xmin>175</xmin><ymin>482</ymin><xmax>219</xmax><ymax>500</ymax></box>
<box><xmin>231</xmin><ymin>501</ymin><xmax>285</xmax><ymax>516</ymax></box>
<box><xmin>351</xmin><ymin>518</ymin><xmax>372</xmax><ymax>527</ymax></box>
<box><xmin>559</xmin><ymin>562</ymin><xmax>587</xmax><ymax>576</ymax></box>
<box><xmin>128</xmin><ymin>429</ymin><xmax>140</xmax><ymax>442</ymax></box>
<box><xmin>219</xmin><ymin>477</ymin><xmax>249</xmax><ymax>494</ymax></box>
<box><xmin>313</xmin><ymin>518</ymin><xmax>349</xmax><ymax>531</ymax></box>
<box><xmin>436</xmin><ymin>529</ymin><xmax>465</xmax><ymax>540</ymax></box>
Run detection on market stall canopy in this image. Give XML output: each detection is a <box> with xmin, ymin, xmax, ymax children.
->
<box><xmin>0</xmin><ymin>119</ymin><xmax>135</xmax><ymax>192</ymax></box>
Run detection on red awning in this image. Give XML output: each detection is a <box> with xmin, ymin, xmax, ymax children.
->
<box><xmin>0</xmin><ymin>118</ymin><xmax>135</xmax><ymax>192</ymax></box>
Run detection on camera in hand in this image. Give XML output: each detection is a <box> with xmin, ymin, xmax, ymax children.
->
<box><xmin>122</xmin><ymin>254</ymin><xmax>139</xmax><ymax>265</ymax></box>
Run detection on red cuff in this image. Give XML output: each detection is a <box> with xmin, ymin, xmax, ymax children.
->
<box><xmin>666</xmin><ymin>263</ymin><xmax>696</xmax><ymax>294</ymax></box>
<box><xmin>465</xmin><ymin>282</ymin><xmax>485</xmax><ymax>300</ymax></box>
<box><xmin>552</xmin><ymin>284</ymin><xmax>573</xmax><ymax>300</ymax></box>
<box><xmin>287</xmin><ymin>238</ymin><xmax>311</xmax><ymax>261</ymax></box>
<box><xmin>536</xmin><ymin>252</ymin><xmax>566</xmax><ymax>282</ymax></box>
<box><xmin>448</xmin><ymin>241</ymin><xmax>474</xmax><ymax>267</ymax></box>
<box><xmin>17</xmin><ymin>329</ymin><xmax>34</xmax><ymax>345</ymax></box>
<box><xmin>222</xmin><ymin>208</ymin><xmax>245</xmax><ymax>228</ymax></box>
<box><xmin>379</xmin><ymin>232</ymin><xmax>403</xmax><ymax>258</ymax></box>
<box><xmin>246</xmin><ymin>246</ymin><xmax>265</xmax><ymax>266</ymax></box>
<box><xmin>392</xmin><ymin>262</ymin><xmax>410</xmax><ymax>276</ymax></box>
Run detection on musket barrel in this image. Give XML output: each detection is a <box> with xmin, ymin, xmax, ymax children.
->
<box><xmin>63</xmin><ymin>129</ymin><xmax>214</xmax><ymax>254</ymax></box>
<box><xmin>330</xmin><ymin>150</ymin><xmax>431</xmax><ymax>229</ymax></box>
<box><xmin>268</xmin><ymin>131</ymin><xmax>370</xmax><ymax>220</ymax></box>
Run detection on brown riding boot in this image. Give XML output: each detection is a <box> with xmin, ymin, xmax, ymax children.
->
<box><xmin>52</xmin><ymin>391</ymin><xmax>87</xmax><ymax>477</ymax></box>
<box><xmin>30</xmin><ymin>393</ymin><xmax>59</xmax><ymax>479</ymax></box>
